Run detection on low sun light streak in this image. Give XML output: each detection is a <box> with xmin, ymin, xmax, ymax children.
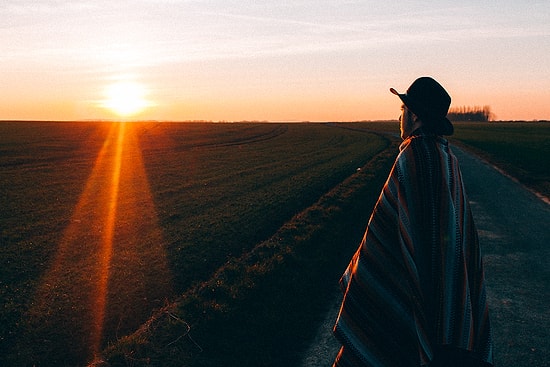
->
<box><xmin>91</xmin><ymin>121</ymin><xmax>125</xmax><ymax>356</ymax></box>
<box><xmin>27</xmin><ymin>122</ymin><xmax>173</xmax><ymax>364</ymax></box>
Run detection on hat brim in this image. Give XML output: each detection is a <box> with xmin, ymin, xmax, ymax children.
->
<box><xmin>390</xmin><ymin>87</ymin><xmax>454</xmax><ymax>136</ymax></box>
<box><xmin>390</xmin><ymin>87</ymin><xmax>419</xmax><ymax>115</ymax></box>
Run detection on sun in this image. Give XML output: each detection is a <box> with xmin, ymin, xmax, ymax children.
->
<box><xmin>101</xmin><ymin>81</ymin><xmax>151</xmax><ymax>117</ymax></box>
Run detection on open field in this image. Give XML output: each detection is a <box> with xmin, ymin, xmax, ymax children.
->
<box><xmin>98</xmin><ymin>121</ymin><xmax>550</xmax><ymax>367</ymax></box>
<box><xmin>1</xmin><ymin>120</ymin><xmax>548</xmax><ymax>366</ymax></box>
<box><xmin>0</xmin><ymin>121</ymin><xmax>391</xmax><ymax>366</ymax></box>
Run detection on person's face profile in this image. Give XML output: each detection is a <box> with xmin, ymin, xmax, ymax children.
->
<box><xmin>400</xmin><ymin>104</ymin><xmax>414</xmax><ymax>139</ymax></box>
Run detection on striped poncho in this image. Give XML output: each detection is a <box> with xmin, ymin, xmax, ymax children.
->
<box><xmin>333</xmin><ymin>133</ymin><xmax>493</xmax><ymax>366</ymax></box>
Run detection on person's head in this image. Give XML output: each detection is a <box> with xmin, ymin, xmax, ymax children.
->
<box><xmin>390</xmin><ymin>77</ymin><xmax>454</xmax><ymax>139</ymax></box>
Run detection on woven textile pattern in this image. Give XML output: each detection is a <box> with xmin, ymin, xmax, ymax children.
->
<box><xmin>333</xmin><ymin>134</ymin><xmax>493</xmax><ymax>366</ymax></box>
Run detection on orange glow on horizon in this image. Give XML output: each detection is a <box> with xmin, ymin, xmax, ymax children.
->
<box><xmin>1</xmin><ymin>2</ymin><xmax>549</xmax><ymax>122</ymax></box>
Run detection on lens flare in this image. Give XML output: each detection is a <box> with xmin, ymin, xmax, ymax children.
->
<box><xmin>101</xmin><ymin>81</ymin><xmax>152</xmax><ymax>117</ymax></box>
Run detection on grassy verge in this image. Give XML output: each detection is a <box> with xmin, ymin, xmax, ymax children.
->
<box><xmin>98</xmin><ymin>138</ymin><xmax>400</xmax><ymax>366</ymax></box>
<box><xmin>450</xmin><ymin>122</ymin><xmax>550</xmax><ymax>200</ymax></box>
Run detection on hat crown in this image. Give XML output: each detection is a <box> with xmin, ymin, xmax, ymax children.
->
<box><xmin>406</xmin><ymin>77</ymin><xmax>451</xmax><ymax>119</ymax></box>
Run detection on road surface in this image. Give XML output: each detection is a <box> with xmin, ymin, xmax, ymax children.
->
<box><xmin>300</xmin><ymin>145</ymin><xmax>550</xmax><ymax>367</ymax></box>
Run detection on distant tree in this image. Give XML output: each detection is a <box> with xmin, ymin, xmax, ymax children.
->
<box><xmin>448</xmin><ymin>105</ymin><xmax>493</xmax><ymax>122</ymax></box>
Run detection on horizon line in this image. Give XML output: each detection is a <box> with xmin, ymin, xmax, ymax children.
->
<box><xmin>1</xmin><ymin>119</ymin><xmax>549</xmax><ymax>124</ymax></box>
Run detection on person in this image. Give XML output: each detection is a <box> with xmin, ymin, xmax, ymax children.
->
<box><xmin>332</xmin><ymin>77</ymin><xmax>493</xmax><ymax>366</ymax></box>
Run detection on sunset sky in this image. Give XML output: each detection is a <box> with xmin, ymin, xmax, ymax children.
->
<box><xmin>2</xmin><ymin>0</ymin><xmax>549</xmax><ymax>121</ymax></box>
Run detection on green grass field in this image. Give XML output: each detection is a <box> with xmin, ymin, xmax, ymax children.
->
<box><xmin>1</xmin><ymin>120</ymin><xmax>547</xmax><ymax>366</ymax></box>
<box><xmin>0</xmin><ymin>121</ymin><xmax>392</xmax><ymax>366</ymax></box>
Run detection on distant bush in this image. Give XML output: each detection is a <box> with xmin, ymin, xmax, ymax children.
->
<box><xmin>448</xmin><ymin>105</ymin><xmax>493</xmax><ymax>122</ymax></box>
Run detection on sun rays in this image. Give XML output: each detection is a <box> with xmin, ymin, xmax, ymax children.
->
<box><xmin>91</xmin><ymin>121</ymin><xmax>125</xmax><ymax>354</ymax></box>
<box><xmin>27</xmin><ymin>122</ymin><xmax>173</xmax><ymax>362</ymax></box>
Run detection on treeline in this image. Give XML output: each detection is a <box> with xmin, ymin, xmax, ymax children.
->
<box><xmin>448</xmin><ymin>105</ymin><xmax>493</xmax><ymax>122</ymax></box>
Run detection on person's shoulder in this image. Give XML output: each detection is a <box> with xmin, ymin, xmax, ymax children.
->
<box><xmin>396</xmin><ymin>137</ymin><xmax>420</xmax><ymax>167</ymax></box>
<box><xmin>399</xmin><ymin>135</ymin><xmax>428</xmax><ymax>154</ymax></box>
<box><xmin>398</xmin><ymin>135</ymin><xmax>447</xmax><ymax>165</ymax></box>
<box><xmin>401</xmin><ymin>134</ymin><xmax>445</xmax><ymax>152</ymax></box>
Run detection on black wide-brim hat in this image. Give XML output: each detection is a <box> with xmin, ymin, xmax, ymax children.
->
<box><xmin>390</xmin><ymin>76</ymin><xmax>454</xmax><ymax>136</ymax></box>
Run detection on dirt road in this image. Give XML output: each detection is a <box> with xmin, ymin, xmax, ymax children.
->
<box><xmin>300</xmin><ymin>145</ymin><xmax>550</xmax><ymax>367</ymax></box>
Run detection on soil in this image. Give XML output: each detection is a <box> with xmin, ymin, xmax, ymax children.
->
<box><xmin>299</xmin><ymin>146</ymin><xmax>550</xmax><ymax>367</ymax></box>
